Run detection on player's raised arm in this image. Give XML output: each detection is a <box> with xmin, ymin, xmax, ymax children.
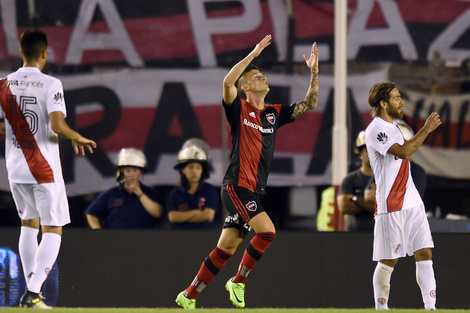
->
<box><xmin>223</xmin><ymin>34</ymin><xmax>272</xmax><ymax>106</ymax></box>
<box><xmin>292</xmin><ymin>42</ymin><xmax>319</xmax><ymax>119</ymax></box>
<box><xmin>388</xmin><ymin>112</ymin><xmax>442</xmax><ymax>159</ymax></box>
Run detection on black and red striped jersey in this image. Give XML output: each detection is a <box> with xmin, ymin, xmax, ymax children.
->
<box><xmin>222</xmin><ymin>96</ymin><xmax>295</xmax><ymax>194</ymax></box>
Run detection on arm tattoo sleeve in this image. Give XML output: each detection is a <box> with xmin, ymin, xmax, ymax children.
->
<box><xmin>292</xmin><ymin>71</ymin><xmax>319</xmax><ymax>119</ymax></box>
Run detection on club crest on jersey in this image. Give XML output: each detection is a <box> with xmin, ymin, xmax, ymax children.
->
<box><xmin>393</xmin><ymin>243</ymin><xmax>401</xmax><ymax>254</ymax></box>
<box><xmin>198</xmin><ymin>197</ymin><xmax>206</xmax><ymax>210</ymax></box>
<box><xmin>245</xmin><ymin>200</ymin><xmax>257</xmax><ymax>212</ymax></box>
<box><xmin>377</xmin><ymin>132</ymin><xmax>389</xmax><ymax>144</ymax></box>
<box><xmin>266</xmin><ymin>113</ymin><xmax>275</xmax><ymax>125</ymax></box>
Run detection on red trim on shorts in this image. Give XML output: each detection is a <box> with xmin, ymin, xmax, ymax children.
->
<box><xmin>0</xmin><ymin>79</ymin><xmax>54</xmax><ymax>183</ymax></box>
<box><xmin>227</xmin><ymin>185</ymin><xmax>250</xmax><ymax>222</ymax></box>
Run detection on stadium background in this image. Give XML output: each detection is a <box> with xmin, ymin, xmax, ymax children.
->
<box><xmin>0</xmin><ymin>0</ymin><xmax>469</xmax><ymax>308</ymax></box>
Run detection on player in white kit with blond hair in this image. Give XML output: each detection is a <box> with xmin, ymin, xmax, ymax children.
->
<box><xmin>365</xmin><ymin>82</ymin><xmax>441</xmax><ymax>310</ymax></box>
<box><xmin>0</xmin><ymin>28</ymin><xmax>96</xmax><ymax>309</ymax></box>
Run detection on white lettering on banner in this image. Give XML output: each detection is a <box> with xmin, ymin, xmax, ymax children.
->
<box><xmin>0</xmin><ymin>68</ymin><xmax>468</xmax><ymax>195</ymax></box>
<box><xmin>428</xmin><ymin>8</ymin><xmax>470</xmax><ymax>62</ymax></box>
<box><xmin>65</xmin><ymin>0</ymin><xmax>143</xmax><ymax>67</ymax></box>
<box><xmin>0</xmin><ymin>0</ymin><xmax>19</xmax><ymax>56</ymax></box>
<box><xmin>1</xmin><ymin>1</ymin><xmax>469</xmax><ymax>64</ymax></box>
<box><xmin>267</xmin><ymin>0</ymin><xmax>288</xmax><ymax>61</ymax></box>
<box><xmin>188</xmin><ymin>0</ymin><xmax>263</xmax><ymax>67</ymax></box>
<box><xmin>414</xmin><ymin>147</ymin><xmax>470</xmax><ymax>179</ymax></box>
<box><xmin>348</xmin><ymin>0</ymin><xmax>417</xmax><ymax>60</ymax></box>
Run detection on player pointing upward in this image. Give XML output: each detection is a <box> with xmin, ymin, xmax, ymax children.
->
<box><xmin>176</xmin><ymin>34</ymin><xmax>319</xmax><ymax>309</ymax></box>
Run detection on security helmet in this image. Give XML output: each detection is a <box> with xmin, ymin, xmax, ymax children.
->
<box><xmin>354</xmin><ymin>130</ymin><xmax>366</xmax><ymax>154</ymax></box>
<box><xmin>115</xmin><ymin>148</ymin><xmax>147</xmax><ymax>169</ymax></box>
<box><xmin>174</xmin><ymin>138</ymin><xmax>211</xmax><ymax>179</ymax></box>
<box><xmin>395</xmin><ymin>119</ymin><xmax>414</xmax><ymax>141</ymax></box>
<box><xmin>115</xmin><ymin>148</ymin><xmax>147</xmax><ymax>182</ymax></box>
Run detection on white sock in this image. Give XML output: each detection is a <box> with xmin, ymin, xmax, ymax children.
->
<box><xmin>19</xmin><ymin>226</ymin><xmax>39</xmax><ymax>285</ymax></box>
<box><xmin>373</xmin><ymin>262</ymin><xmax>394</xmax><ymax>309</ymax></box>
<box><xmin>416</xmin><ymin>260</ymin><xmax>436</xmax><ymax>310</ymax></box>
<box><xmin>27</xmin><ymin>233</ymin><xmax>62</xmax><ymax>294</ymax></box>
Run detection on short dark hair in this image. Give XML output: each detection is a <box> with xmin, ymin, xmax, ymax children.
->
<box><xmin>236</xmin><ymin>64</ymin><xmax>259</xmax><ymax>98</ymax></box>
<box><xmin>20</xmin><ymin>29</ymin><xmax>48</xmax><ymax>61</ymax></box>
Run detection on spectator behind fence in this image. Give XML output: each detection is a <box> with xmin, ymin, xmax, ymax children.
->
<box><xmin>337</xmin><ymin>131</ymin><xmax>375</xmax><ymax>231</ymax></box>
<box><xmin>85</xmin><ymin>148</ymin><xmax>163</xmax><ymax>229</ymax></box>
<box><xmin>166</xmin><ymin>138</ymin><xmax>219</xmax><ymax>229</ymax></box>
<box><xmin>0</xmin><ymin>29</ymin><xmax>96</xmax><ymax>309</ymax></box>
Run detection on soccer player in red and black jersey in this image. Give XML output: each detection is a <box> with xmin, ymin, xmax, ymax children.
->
<box><xmin>176</xmin><ymin>34</ymin><xmax>319</xmax><ymax>309</ymax></box>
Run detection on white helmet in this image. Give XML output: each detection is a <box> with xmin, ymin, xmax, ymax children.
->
<box><xmin>395</xmin><ymin>119</ymin><xmax>414</xmax><ymax>141</ymax></box>
<box><xmin>115</xmin><ymin>148</ymin><xmax>147</xmax><ymax>169</ymax></box>
<box><xmin>354</xmin><ymin>130</ymin><xmax>366</xmax><ymax>154</ymax></box>
<box><xmin>115</xmin><ymin>148</ymin><xmax>147</xmax><ymax>182</ymax></box>
<box><xmin>174</xmin><ymin>138</ymin><xmax>211</xmax><ymax>179</ymax></box>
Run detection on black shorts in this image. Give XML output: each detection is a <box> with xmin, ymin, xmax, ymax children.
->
<box><xmin>221</xmin><ymin>185</ymin><xmax>264</xmax><ymax>239</ymax></box>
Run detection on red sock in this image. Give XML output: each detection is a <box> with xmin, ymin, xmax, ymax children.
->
<box><xmin>233</xmin><ymin>232</ymin><xmax>275</xmax><ymax>284</ymax></box>
<box><xmin>186</xmin><ymin>247</ymin><xmax>232</xmax><ymax>299</ymax></box>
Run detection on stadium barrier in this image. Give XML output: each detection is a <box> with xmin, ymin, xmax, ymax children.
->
<box><xmin>0</xmin><ymin>228</ymin><xmax>468</xmax><ymax>308</ymax></box>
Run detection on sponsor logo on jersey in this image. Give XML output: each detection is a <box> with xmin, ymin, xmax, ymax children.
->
<box><xmin>249</xmin><ymin>112</ymin><xmax>256</xmax><ymax>118</ymax></box>
<box><xmin>377</xmin><ymin>132</ymin><xmax>389</xmax><ymax>144</ymax></box>
<box><xmin>4</xmin><ymin>80</ymin><xmax>43</xmax><ymax>88</ymax></box>
<box><xmin>266</xmin><ymin>112</ymin><xmax>275</xmax><ymax>125</ymax></box>
<box><xmin>245</xmin><ymin>200</ymin><xmax>257</xmax><ymax>212</ymax></box>
<box><xmin>243</xmin><ymin>118</ymin><xmax>274</xmax><ymax>133</ymax></box>
<box><xmin>393</xmin><ymin>243</ymin><xmax>401</xmax><ymax>254</ymax></box>
<box><xmin>53</xmin><ymin>92</ymin><xmax>64</xmax><ymax>103</ymax></box>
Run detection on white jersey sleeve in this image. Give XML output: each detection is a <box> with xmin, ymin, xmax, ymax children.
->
<box><xmin>0</xmin><ymin>67</ymin><xmax>67</xmax><ymax>184</ymax></box>
<box><xmin>365</xmin><ymin>117</ymin><xmax>423</xmax><ymax>214</ymax></box>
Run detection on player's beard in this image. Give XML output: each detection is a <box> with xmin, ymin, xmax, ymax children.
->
<box><xmin>387</xmin><ymin>106</ymin><xmax>403</xmax><ymax>120</ymax></box>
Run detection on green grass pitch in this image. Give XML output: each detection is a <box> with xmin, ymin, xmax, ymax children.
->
<box><xmin>1</xmin><ymin>308</ymin><xmax>469</xmax><ymax>313</ymax></box>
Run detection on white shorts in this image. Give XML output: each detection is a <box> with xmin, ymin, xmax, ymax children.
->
<box><xmin>10</xmin><ymin>181</ymin><xmax>71</xmax><ymax>227</ymax></box>
<box><xmin>373</xmin><ymin>204</ymin><xmax>434</xmax><ymax>261</ymax></box>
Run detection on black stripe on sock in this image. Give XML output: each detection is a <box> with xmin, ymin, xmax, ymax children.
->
<box><xmin>247</xmin><ymin>243</ymin><xmax>262</xmax><ymax>261</ymax></box>
<box><xmin>203</xmin><ymin>256</ymin><xmax>220</xmax><ymax>276</ymax></box>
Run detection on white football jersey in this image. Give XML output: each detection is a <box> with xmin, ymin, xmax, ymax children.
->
<box><xmin>365</xmin><ymin>117</ymin><xmax>423</xmax><ymax>214</ymax></box>
<box><xmin>0</xmin><ymin>67</ymin><xmax>67</xmax><ymax>184</ymax></box>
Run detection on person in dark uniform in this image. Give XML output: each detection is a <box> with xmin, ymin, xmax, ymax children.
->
<box><xmin>337</xmin><ymin>131</ymin><xmax>375</xmax><ymax>231</ymax></box>
<box><xmin>167</xmin><ymin>138</ymin><xmax>219</xmax><ymax>229</ymax></box>
<box><xmin>85</xmin><ymin>148</ymin><xmax>163</xmax><ymax>229</ymax></box>
<box><xmin>176</xmin><ymin>34</ymin><xmax>320</xmax><ymax>309</ymax></box>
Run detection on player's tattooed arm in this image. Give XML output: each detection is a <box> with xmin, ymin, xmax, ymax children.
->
<box><xmin>292</xmin><ymin>42</ymin><xmax>319</xmax><ymax>119</ymax></box>
<box><xmin>292</xmin><ymin>70</ymin><xmax>319</xmax><ymax>119</ymax></box>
